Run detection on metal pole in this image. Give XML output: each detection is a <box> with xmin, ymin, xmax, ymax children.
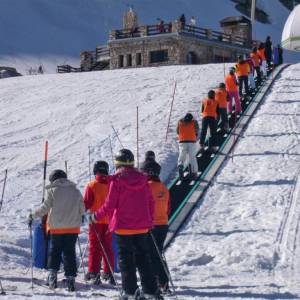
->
<box><xmin>165</xmin><ymin>81</ymin><xmax>177</xmax><ymax>142</ymax></box>
<box><xmin>88</xmin><ymin>146</ymin><xmax>92</xmax><ymax>182</ymax></box>
<box><xmin>0</xmin><ymin>169</ymin><xmax>8</xmax><ymax>213</ymax></box>
<box><xmin>251</xmin><ymin>0</ymin><xmax>256</xmax><ymax>40</ymax></box>
<box><xmin>65</xmin><ymin>160</ymin><xmax>68</xmax><ymax>176</ymax></box>
<box><xmin>0</xmin><ymin>279</ymin><xmax>5</xmax><ymax>295</ymax></box>
<box><xmin>92</xmin><ymin>224</ymin><xmax>122</xmax><ymax>296</ymax></box>
<box><xmin>109</xmin><ymin>135</ymin><xmax>115</xmax><ymax>173</ymax></box>
<box><xmin>77</xmin><ymin>237</ymin><xmax>87</xmax><ymax>283</ymax></box>
<box><xmin>136</xmin><ymin>106</ymin><xmax>139</xmax><ymax>168</ymax></box>
<box><xmin>150</xmin><ymin>232</ymin><xmax>178</xmax><ymax>300</ymax></box>
<box><xmin>111</xmin><ymin>125</ymin><xmax>124</xmax><ymax>148</ymax></box>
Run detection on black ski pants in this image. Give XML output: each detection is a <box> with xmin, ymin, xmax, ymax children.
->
<box><xmin>217</xmin><ymin>108</ymin><xmax>228</xmax><ymax>131</ymax></box>
<box><xmin>254</xmin><ymin>66</ymin><xmax>261</xmax><ymax>85</ymax></box>
<box><xmin>116</xmin><ymin>233</ymin><xmax>157</xmax><ymax>295</ymax></box>
<box><xmin>238</xmin><ymin>76</ymin><xmax>249</xmax><ymax>97</ymax></box>
<box><xmin>149</xmin><ymin>226</ymin><xmax>169</xmax><ymax>287</ymax></box>
<box><xmin>200</xmin><ymin>117</ymin><xmax>217</xmax><ymax>147</ymax></box>
<box><xmin>48</xmin><ymin>233</ymin><xmax>78</xmax><ymax>277</ymax></box>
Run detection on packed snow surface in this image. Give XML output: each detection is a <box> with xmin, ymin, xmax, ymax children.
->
<box><xmin>0</xmin><ymin>63</ymin><xmax>300</xmax><ymax>299</ymax></box>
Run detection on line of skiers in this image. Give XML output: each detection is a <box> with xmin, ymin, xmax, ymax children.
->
<box><xmin>28</xmin><ymin>149</ymin><xmax>170</xmax><ymax>300</ymax></box>
<box><xmin>176</xmin><ymin>37</ymin><xmax>280</xmax><ymax>180</ymax></box>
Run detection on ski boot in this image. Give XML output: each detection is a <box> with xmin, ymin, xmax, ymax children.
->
<box><xmin>66</xmin><ymin>276</ymin><xmax>75</xmax><ymax>292</ymax></box>
<box><xmin>46</xmin><ymin>269</ymin><xmax>57</xmax><ymax>289</ymax></box>
<box><xmin>137</xmin><ymin>289</ymin><xmax>164</xmax><ymax>300</ymax></box>
<box><xmin>102</xmin><ymin>272</ymin><xmax>116</xmax><ymax>285</ymax></box>
<box><xmin>178</xmin><ymin>165</ymin><xmax>184</xmax><ymax>181</ymax></box>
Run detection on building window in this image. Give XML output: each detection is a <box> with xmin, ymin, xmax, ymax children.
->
<box><xmin>149</xmin><ymin>50</ymin><xmax>168</xmax><ymax>63</ymax></box>
<box><xmin>136</xmin><ymin>53</ymin><xmax>142</xmax><ymax>66</ymax></box>
<box><xmin>119</xmin><ymin>55</ymin><xmax>124</xmax><ymax>68</ymax></box>
<box><xmin>127</xmin><ymin>54</ymin><xmax>132</xmax><ymax>67</ymax></box>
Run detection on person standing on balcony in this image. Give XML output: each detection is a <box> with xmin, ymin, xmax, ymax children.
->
<box><xmin>189</xmin><ymin>16</ymin><xmax>196</xmax><ymax>32</ymax></box>
<box><xmin>179</xmin><ymin>14</ymin><xmax>186</xmax><ymax>29</ymax></box>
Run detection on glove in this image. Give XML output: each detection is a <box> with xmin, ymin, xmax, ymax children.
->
<box><xmin>28</xmin><ymin>212</ymin><xmax>33</xmax><ymax>227</ymax></box>
<box><xmin>86</xmin><ymin>213</ymin><xmax>96</xmax><ymax>224</ymax></box>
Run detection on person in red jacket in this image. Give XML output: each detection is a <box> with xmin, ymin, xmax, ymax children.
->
<box><xmin>143</xmin><ymin>161</ymin><xmax>170</xmax><ymax>294</ymax></box>
<box><xmin>199</xmin><ymin>90</ymin><xmax>218</xmax><ymax>152</ymax></box>
<box><xmin>225</xmin><ymin>68</ymin><xmax>241</xmax><ymax>115</ymax></box>
<box><xmin>83</xmin><ymin>161</ymin><xmax>115</xmax><ymax>285</ymax></box>
<box><xmin>89</xmin><ymin>149</ymin><xmax>162</xmax><ymax>300</ymax></box>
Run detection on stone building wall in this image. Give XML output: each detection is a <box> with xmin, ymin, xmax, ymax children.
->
<box><xmin>109</xmin><ymin>34</ymin><xmax>249</xmax><ymax>70</ymax></box>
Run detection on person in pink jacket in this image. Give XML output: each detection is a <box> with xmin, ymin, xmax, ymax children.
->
<box><xmin>90</xmin><ymin>149</ymin><xmax>163</xmax><ymax>300</ymax></box>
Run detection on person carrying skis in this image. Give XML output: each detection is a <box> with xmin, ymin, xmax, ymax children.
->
<box><xmin>143</xmin><ymin>161</ymin><xmax>170</xmax><ymax>294</ymax></box>
<box><xmin>265</xmin><ymin>36</ymin><xmax>273</xmax><ymax>69</ymax></box>
<box><xmin>28</xmin><ymin>169</ymin><xmax>85</xmax><ymax>291</ymax></box>
<box><xmin>235</xmin><ymin>55</ymin><xmax>250</xmax><ymax>98</ymax></box>
<box><xmin>83</xmin><ymin>161</ymin><xmax>115</xmax><ymax>285</ymax></box>
<box><xmin>225</xmin><ymin>68</ymin><xmax>241</xmax><ymax>115</ymax></box>
<box><xmin>258</xmin><ymin>43</ymin><xmax>267</xmax><ymax>77</ymax></box>
<box><xmin>215</xmin><ymin>83</ymin><xmax>229</xmax><ymax>133</ymax></box>
<box><xmin>199</xmin><ymin>90</ymin><xmax>218</xmax><ymax>153</ymax></box>
<box><xmin>250</xmin><ymin>47</ymin><xmax>261</xmax><ymax>85</ymax></box>
<box><xmin>140</xmin><ymin>150</ymin><xmax>161</xmax><ymax>173</ymax></box>
<box><xmin>176</xmin><ymin>113</ymin><xmax>199</xmax><ymax>180</ymax></box>
<box><xmin>88</xmin><ymin>149</ymin><xmax>163</xmax><ymax>300</ymax></box>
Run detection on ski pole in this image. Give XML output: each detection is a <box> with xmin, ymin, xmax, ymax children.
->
<box><xmin>0</xmin><ymin>278</ymin><xmax>5</xmax><ymax>295</ymax></box>
<box><xmin>165</xmin><ymin>80</ymin><xmax>177</xmax><ymax>142</ymax></box>
<box><xmin>91</xmin><ymin>223</ymin><xmax>122</xmax><ymax>296</ymax></box>
<box><xmin>65</xmin><ymin>160</ymin><xmax>68</xmax><ymax>176</ymax></box>
<box><xmin>108</xmin><ymin>135</ymin><xmax>115</xmax><ymax>173</ymax></box>
<box><xmin>150</xmin><ymin>232</ymin><xmax>178</xmax><ymax>300</ymax></box>
<box><xmin>78</xmin><ymin>240</ymin><xmax>88</xmax><ymax>271</ymax></box>
<box><xmin>136</xmin><ymin>106</ymin><xmax>139</xmax><ymax>169</ymax></box>
<box><xmin>77</xmin><ymin>237</ymin><xmax>87</xmax><ymax>284</ymax></box>
<box><xmin>111</xmin><ymin>125</ymin><xmax>124</xmax><ymax>148</ymax></box>
<box><xmin>88</xmin><ymin>146</ymin><xmax>92</xmax><ymax>182</ymax></box>
<box><xmin>0</xmin><ymin>169</ymin><xmax>8</xmax><ymax>213</ymax></box>
<box><xmin>28</xmin><ymin>209</ymin><xmax>34</xmax><ymax>290</ymax></box>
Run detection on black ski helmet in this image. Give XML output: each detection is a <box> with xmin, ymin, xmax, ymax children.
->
<box><xmin>219</xmin><ymin>82</ymin><xmax>226</xmax><ymax>89</ymax></box>
<box><xmin>49</xmin><ymin>169</ymin><xmax>67</xmax><ymax>183</ymax></box>
<box><xmin>184</xmin><ymin>113</ymin><xmax>193</xmax><ymax>122</ymax></box>
<box><xmin>143</xmin><ymin>161</ymin><xmax>161</xmax><ymax>177</ymax></box>
<box><xmin>114</xmin><ymin>149</ymin><xmax>134</xmax><ymax>167</ymax></box>
<box><xmin>208</xmin><ymin>90</ymin><xmax>215</xmax><ymax>99</ymax></box>
<box><xmin>145</xmin><ymin>150</ymin><xmax>155</xmax><ymax>161</ymax></box>
<box><xmin>93</xmin><ymin>160</ymin><xmax>109</xmax><ymax>175</ymax></box>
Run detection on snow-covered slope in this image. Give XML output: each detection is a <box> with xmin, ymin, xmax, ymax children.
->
<box><xmin>0</xmin><ymin>0</ymin><xmax>298</xmax><ymax>73</ymax></box>
<box><xmin>166</xmin><ymin>63</ymin><xmax>300</xmax><ymax>299</ymax></box>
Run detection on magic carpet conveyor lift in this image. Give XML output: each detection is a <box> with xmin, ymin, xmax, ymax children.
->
<box><xmin>165</xmin><ymin>64</ymin><xmax>289</xmax><ymax>249</ymax></box>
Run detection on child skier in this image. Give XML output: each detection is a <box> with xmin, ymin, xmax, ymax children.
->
<box><xmin>88</xmin><ymin>149</ymin><xmax>163</xmax><ymax>300</ymax></box>
<box><xmin>143</xmin><ymin>161</ymin><xmax>170</xmax><ymax>294</ymax></box>
<box><xmin>83</xmin><ymin>161</ymin><xmax>115</xmax><ymax>285</ymax></box>
<box><xmin>28</xmin><ymin>169</ymin><xmax>85</xmax><ymax>291</ymax></box>
<box><xmin>225</xmin><ymin>68</ymin><xmax>241</xmax><ymax>115</ymax></box>
<box><xmin>215</xmin><ymin>83</ymin><xmax>229</xmax><ymax>133</ymax></box>
<box><xmin>199</xmin><ymin>90</ymin><xmax>218</xmax><ymax>152</ymax></box>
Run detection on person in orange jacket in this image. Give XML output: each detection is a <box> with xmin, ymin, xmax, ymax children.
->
<box><xmin>258</xmin><ymin>42</ymin><xmax>267</xmax><ymax>77</ymax></box>
<box><xmin>176</xmin><ymin>112</ymin><xmax>199</xmax><ymax>179</ymax></box>
<box><xmin>250</xmin><ymin>47</ymin><xmax>261</xmax><ymax>85</ymax></box>
<box><xmin>235</xmin><ymin>55</ymin><xmax>250</xmax><ymax>98</ymax></box>
<box><xmin>199</xmin><ymin>90</ymin><xmax>218</xmax><ymax>152</ymax></box>
<box><xmin>143</xmin><ymin>161</ymin><xmax>171</xmax><ymax>294</ymax></box>
<box><xmin>83</xmin><ymin>161</ymin><xmax>115</xmax><ymax>285</ymax></box>
<box><xmin>215</xmin><ymin>83</ymin><xmax>229</xmax><ymax>132</ymax></box>
<box><xmin>225</xmin><ymin>68</ymin><xmax>241</xmax><ymax>115</ymax></box>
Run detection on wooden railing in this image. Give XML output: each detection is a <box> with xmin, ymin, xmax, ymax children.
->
<box><xmin>111</xmin><ymin>23</ymin><xmax>251</xmax><ymax>48</ymax></box>
<box><xmin>57</xmin><ymin>65</ymin><xmax>81</xmax><ymax>73</ymax></box>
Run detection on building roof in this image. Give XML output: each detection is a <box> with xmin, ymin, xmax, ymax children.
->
<box><xmin>220</xmin><ymin>16</ymin><xmax>251</xmax><ymax>27</ymax></box>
